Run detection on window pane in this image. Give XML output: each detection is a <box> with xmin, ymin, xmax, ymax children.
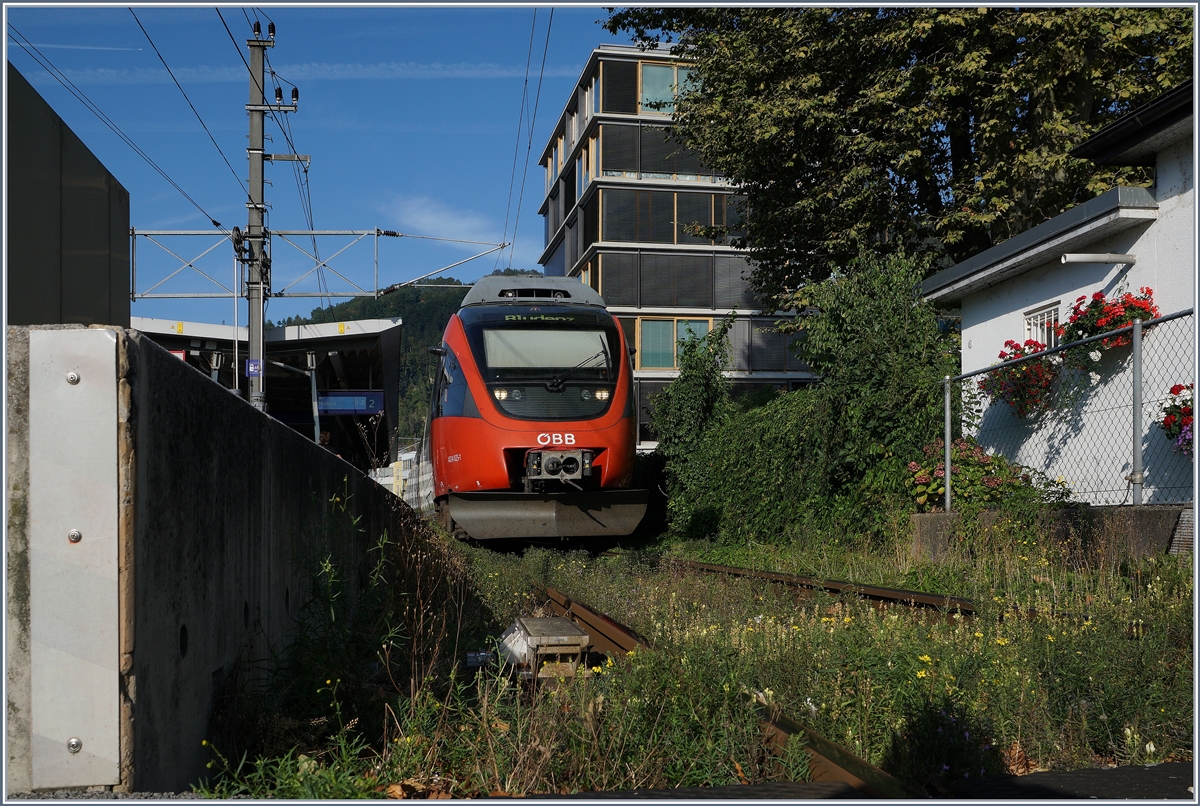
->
<box><xmin>640</xmin><ymin>125</ymin><xmax>675</xmax><ymax>178</ymax></box>
<box><xmin>603</xmin><ymin>189</ymin><xmax>637</xmax><ymax>242</ymax></box>
<box><xmin>602</xmin><ymin>60</ymin><xmax>638</xmax><ymax>113</ymax></box>
<box><xmin>676</xmin><ymin>319</ymin><xmax>710</xmax><ymax>359</ymax></box>
<box><xmin>601</xmin><ymin>252</ymin><xmax>638</xmax><ymax>306</ymax></box>
<box><xmin>641</xmin><ymin>64</ymin><xmax>674</xmax><ymax>113</ymax></box>
<box><xmin>677</xmin><ymin>66</ymin><xmax>697</xmax><ymax>94</ymax></box>
<box><xmin>601</xmin><ymin>124</ymin><xmax>638</xmax><ymax>177</ymax></box>
<box><xmin>676</xmin><ymin>193</ymin><xmax>712</xmax><ymax>244</ymax></box>
<box><xmin>639</xmin><ymin>190</ymin><xmax>676</xmax><ymax>243</ymax></box>
<box><xmin>641</xmin><ymin>319</ymin><xmax>675</xmax><ymax>368</ymax></box>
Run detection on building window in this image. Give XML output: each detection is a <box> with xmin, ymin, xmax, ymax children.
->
<box><xmin>637</xmin><ymin>317</ymin><xmax>713</xmax><ymax>369</ymax></box>
<box><xmin>1025</xmin><ymin>303</ymin><xmax>1060</xmax><ymax>348</ymax></box>
<box><xmin>640</xmin><ymin>63</ymin><xmax>675</xmax><ymax>113</ymax></box>
<box><xmin>639</xmin><ymin>62</ymin><xmax>694</xmax><ymax>115</ymax></box>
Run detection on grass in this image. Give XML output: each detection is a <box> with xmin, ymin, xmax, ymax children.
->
<box><xmin>461</xmin><ymin>518</ymin><xmax>1193</xmax><ymax>792</ymax></box>
<box><xmin>196</xmin><ymin>494</ymin><xmax>1193</xmax><ymax>798</ymax></box>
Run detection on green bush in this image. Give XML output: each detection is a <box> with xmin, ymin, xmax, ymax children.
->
<box><xmin>906</xmin><ymin>437</ymin><xmax>1071</xmax><ymax>512</ymax></box>
<box><xmin>652</xmin><ymin>250</ymin><xmax>959</xmax><ymax>543</ymax></box>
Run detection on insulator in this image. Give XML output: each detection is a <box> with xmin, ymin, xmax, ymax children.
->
<box><xmin>275</xmin><ymin>87</ymin><xmax>283</xmax><ymax>104</ymax></box>
<box><xmin>291</xmin><ymin>87</ymin><xmax>299</xmax><ymax>104</ymax></box>
<box><xmin>253</xmin><ymin>21</ymin><xmax>261</xmax><ymax>37</ymax></box>
<box><xmin>268</xmin><ymin>22</ymin><xmax>275</xmax><ymax>39</ymax></box>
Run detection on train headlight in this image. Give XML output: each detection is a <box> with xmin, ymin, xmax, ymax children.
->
<box><xmin>561</xmin><ymin>457</ymin><xmax>580</xmax><ymax>475</ymax></box>
<box><xmin>580</xmin><ymin>389</ymin><xmax>592</xmax><ymax>401</ymax></box>
<box><xmin>493</xmin><ymin>388</ymin><xmax>508</xmax><ymax>401</ymax></box>
<box><xmin>511</xmin><ymin>388</ymin><xmax>525</xmax><ymax>401</ymax></box>
<box><xmin>594</xmin><ymin>389</ymin><xmax>610</xmax><ymax>401</ymax></box>
<box><xmin>545</xmin><ymin>456</ymin><xmax>562</xmax><ymax>475</ymax></box>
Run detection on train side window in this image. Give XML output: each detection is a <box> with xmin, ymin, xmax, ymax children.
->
<box><xmin>433</xmin><ymin>345</ymin><xmax>480</xmax><ymax>419</ymax></box>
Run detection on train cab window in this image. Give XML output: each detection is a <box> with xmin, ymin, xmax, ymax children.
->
<box><xmin>459</xmin><ymin>308</ymin><xmax>622</xmax><ymax>422</ymax></box>
<box><xmin>432</xmin><ymin>345</ymin><xmax>480</xmax><ymax>419</ymax></box>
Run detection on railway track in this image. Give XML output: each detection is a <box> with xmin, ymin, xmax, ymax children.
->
<box><xmin>663</xmin><ymin>557</ymin><xmax>978</xmax><ymax>616</ymax></box>
<box><xmin>544</xmin><ymin>587</ymin><xmax>925</xmax><ymax>799</ymax></box>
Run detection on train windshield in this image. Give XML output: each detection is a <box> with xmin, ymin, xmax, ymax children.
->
<box><xmin>461</xmin><ymin>311</ymin><xmax>622</xmax><ymax>421</ymax></box>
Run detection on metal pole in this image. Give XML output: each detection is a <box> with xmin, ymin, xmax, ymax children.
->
<box><xmin>130</xmin><ymin>228</ymin><xmax>136</xmax><ymax>302</ymax></box>
<box><xmin>246</xmin><ymin>34</ymin><xmax>272</xmax><ymax>411</ymax></box>
<box><xmin>308</xmin><ymin>351</ymin><xmax>321</xmax><ymax>444</ymax></box>
<box><xmin>1131</xmin><ymin>318</ymin><xmax>1144</xmax><ymax>505</ymax></box>
<box><xmin>374</xmin><ymin>229</ymin><xmax>379</xmax><ymax>298</ymax></box>
<box><xmin>944</xmin><ymin>375</ymin><xmax>952</xmax><ymax>513</ymax></box>
<box><xmin>233</xmin><ymin>255</ymin><xmax>239</xmax><ymax>394</ymax></box>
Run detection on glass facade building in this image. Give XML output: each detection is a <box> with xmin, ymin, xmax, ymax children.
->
<box><xmin>538</xmin><ymin>45</ymin><xmax>813</xmax><ymax>445</ymax></box>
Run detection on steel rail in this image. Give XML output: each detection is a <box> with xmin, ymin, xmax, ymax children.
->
<box><xmin>543</xmin><ymin>587</ymin><xmax>924</xmax><ymax>799</ymax></box>
<box><xmin>664</xmin><ymin>558</ymin><xmax>977</xmax><ymax>616</ymax></box>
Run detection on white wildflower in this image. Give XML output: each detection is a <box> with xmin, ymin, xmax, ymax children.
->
<box><xmin>1089</xmin><ymin>372</ymin><xmax>1101</xmax><ymax>386</ymax></box>
<box><xmin>1089</xmin><ymin>350</ymin><xmax>1102</xmax><ymax>362</ymax></box>
<box><xmin>1146</xmin><ymin>741</ymin><xmax>1156</xmax><ymax>754</ymax></box>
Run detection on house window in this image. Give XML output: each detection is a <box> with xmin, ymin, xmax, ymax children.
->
<box><xmin>1025</xmin><ymin>303</ymin><xmax>1060</xmax><ymax>348</ymax></box>
<box><xmin>637</xmin><ymin>317</ymin><xmax>713</xmax><ymax>369</ymax></box>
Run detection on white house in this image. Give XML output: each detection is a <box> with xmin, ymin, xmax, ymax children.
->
<box><xmin>921</xmin><ymin>81</ymin><xmax>1194</xmax><ymax>505</ymax></box>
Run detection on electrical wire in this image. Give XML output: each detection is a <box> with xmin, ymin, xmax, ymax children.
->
<box><xmin>128</xmin><ymin>8</ymin><xmax>248</xmax><ymax>199</ymax></box>
<box><xmin>7</xmin><ymin>22</ymin><xmax>228</xmax><ymax>233</ymax></box>
<box><xmin>507</xmin><ymin>9</ymin><xmax>554</xmax><ymax>270</ymax></box>
<box><xmin>493</xmin><ymin>9</ymin><xmax>538</xmax><ymax>272</ymax></box>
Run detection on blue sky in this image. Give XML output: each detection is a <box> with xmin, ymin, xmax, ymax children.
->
<box><xmin>5</xmin><ymin>5</ymin><xmax>632</xmax><ymax>325</ymax></box>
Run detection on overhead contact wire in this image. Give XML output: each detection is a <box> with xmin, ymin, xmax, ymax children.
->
<box><xmin>6</xmin><ymin>23</ymin><xmax>228</xmax><ymax>233</ymax></box>
<box><xmin>493</xmin><ymin>9</ymin><xmax>538</xmax><ymax>272</ymax></box>
<box><xmin>129</xmin><ymin>8</ymin><xmax>248</xmax><ymax>199</ymax></box>
<box><xmin>508</xmin><ymin>8</ymin><xmax>553</xmax><ymax>270</ymax></box>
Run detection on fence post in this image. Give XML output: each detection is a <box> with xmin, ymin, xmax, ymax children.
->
<box><xmin>1131</xmin><ymin>318</ymin><xmax>1143</xmax><ymax>505</ymax></box>
<box><xmin>944</xmin><ymin>375</ymin><xmax>952</xmax><ymax>513</ymax></box>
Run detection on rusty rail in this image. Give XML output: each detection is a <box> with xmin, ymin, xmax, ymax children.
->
<box><xmin>543</xmin><ymin>586</ymin><xmax>924</xmax><ymax>799</ymax></box>
<box><xmin>664</xmin><ymin>557</ymin><xmax>977</xmax><ymax>616</ymax></box>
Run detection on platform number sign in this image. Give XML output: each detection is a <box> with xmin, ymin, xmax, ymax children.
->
<box><xmin>245</xmin><ymin>358</ymin><xmax>263</xmax><ymax>378</ymax></box>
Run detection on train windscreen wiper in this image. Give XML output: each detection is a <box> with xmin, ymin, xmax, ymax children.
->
<box><xmin>545</xmin><ymin>337</ymin><xmax>608</xmax><ymax>393</ymax></box>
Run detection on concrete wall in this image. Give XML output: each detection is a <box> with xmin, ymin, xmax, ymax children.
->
<box><xmin>6</xmin><ymin>62</ymin><xmax>130</xmax><ymax>328</ymax></box>
<box><xmin>7</xmin><ymin>324</ymin><xmax>408</xmax><ymax>793</ymax></box>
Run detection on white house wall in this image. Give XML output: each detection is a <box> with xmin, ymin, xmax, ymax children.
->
<box><xmin>958</xmin><ymin>132</ymin><xmax>1194</xmax><ymax>505</ymax></box>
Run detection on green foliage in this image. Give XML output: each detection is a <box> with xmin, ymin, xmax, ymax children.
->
<box><xmin>604</xmin><ymin>7</ymin><xmax>1193</xmax><ymax>305</ymax></box>
<box><xmin>906</xmin><ymin>438</ymin><xmax>1071</xmax><ymax>513</ymax></box>
<box><xmin>653</xmin><ymin>251</ymin><xmax>958</xmax><ymax>542</ymax></box>
<box><xmin>650</xmin><ymin>316</ymin><xmax>734</xmax><ymax>506</ymax></box>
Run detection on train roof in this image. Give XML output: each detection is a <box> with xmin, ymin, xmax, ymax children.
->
<box><xmin>460</xmin><ymin>276</ymin><xmax>606</xmax><ymax>308</ymax></box>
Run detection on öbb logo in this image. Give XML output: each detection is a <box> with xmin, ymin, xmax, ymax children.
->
<box><xmin>537</xmin><ymin>433</ymin><xmax>576</xmax><ymax>446</ymax></box>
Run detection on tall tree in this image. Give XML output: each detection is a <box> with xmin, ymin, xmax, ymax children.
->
<box><xmin>605</xmin><ymin>8</ymin><xmax>1193</xmax><ymax>308</ymax></box>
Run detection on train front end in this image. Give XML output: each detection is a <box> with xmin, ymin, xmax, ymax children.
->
<box><xmin>427</xmin><ymin>277</ymin><xmax>646</xmax><ymax>540</ymax></box>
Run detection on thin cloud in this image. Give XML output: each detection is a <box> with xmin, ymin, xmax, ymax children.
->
<box><xmin>29</xmin><ymin>61</ymin><xmax>582</xmax><ymax>86</ymax></box>
<box><xmin>383</xmin><ymin>195</ymin><xmax>541</xmax><ymax>271</ymax></box>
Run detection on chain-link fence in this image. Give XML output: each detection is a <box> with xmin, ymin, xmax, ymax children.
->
<box><xmin>944</xmin><ymin>309</ymin><xmax>1194</xmax><ymax>508</ymax></box>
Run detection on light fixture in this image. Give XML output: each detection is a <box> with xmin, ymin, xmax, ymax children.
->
<box><xmin>510</xmin><ymin>388</ymin><xmax>525</xmax><ymax>401</ymax></box>
<box><xmin>493</xmin><ymin>389</ymin><xmax>508</xmax><ymax>401</ymax></box>
<box><xmin>1060</xmin><ymin>253</ymin><xmax>1137</xmax><ymax>264</ymax></box>
<box><xmin>595</xmin><ymin>389</ymin><xmax>610</xmax><ymax>401</ymax></box>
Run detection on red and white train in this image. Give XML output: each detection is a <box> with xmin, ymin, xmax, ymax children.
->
<box><xmin>407</xmin><ymin>276</ymin><xmax>647</xmax><ymax>540</ymax></box>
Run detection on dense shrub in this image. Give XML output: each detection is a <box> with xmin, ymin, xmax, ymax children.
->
<box><xmin>652</xmin><ymin>251</ymin><xmax>959</xmax><ymax>543</ymax></box>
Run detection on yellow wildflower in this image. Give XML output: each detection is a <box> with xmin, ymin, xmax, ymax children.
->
<box><xmin>916</xmin><ymin>670</ymin><xmax>927</xmax><ymax>678</ymax></box>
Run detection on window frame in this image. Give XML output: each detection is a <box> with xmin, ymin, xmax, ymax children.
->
<box><xmin>635</xmin><ymin>316</ymin><xmax>715</xmax><ymax>370</ymax></box>
<box><xmin>1024</xmin><ymin>302</ymin><xmax>1061</xmax><ymax>348</ymax></box>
